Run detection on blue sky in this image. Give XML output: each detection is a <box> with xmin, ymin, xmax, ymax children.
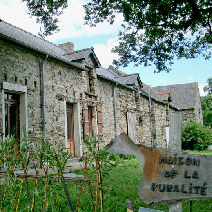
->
<box><xmin>1</xmin><ymin>0</ymin><xmax>211</xmax><ymax>95</ymax></box>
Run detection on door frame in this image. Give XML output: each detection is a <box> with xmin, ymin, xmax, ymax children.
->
<box><xmin>2</xmin><ymin>82</ymin><xmax>27</xmax><ymax>141</ymax></box>
<box><xmin>66</xmin><ymin>103</ymin><xmax>74</xmax><ymax>155</ymax></box>
<box><xmin>65</xmin><ymin>101</ymin><xmax>82</xmax><ymax>157</ymax></box>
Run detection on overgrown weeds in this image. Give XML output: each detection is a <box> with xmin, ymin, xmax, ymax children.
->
<box><xmin>0</xmin><ymin>134</ymin><xmax>115</xmax><ymax>211</ymax></box>
<box><xmin>1</xmin><ymin>135</ymin><xmax>212</xmax><ymax>211</ymax></box>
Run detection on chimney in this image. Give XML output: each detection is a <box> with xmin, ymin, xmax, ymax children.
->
<box><xmin>58</xmin><ymin>42</ymin><xmax>74</xmax><ymax>53</ymax></box>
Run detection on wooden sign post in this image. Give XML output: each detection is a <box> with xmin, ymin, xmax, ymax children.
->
<box><xmin>105</xmin><ymin>112</ymin><xmax>212</xmax><ymax>210</ymax></box>
<box><xmin>168</xmin><ymin>111</ymin><xmax>182</xmax><ymax>212</ymax></box>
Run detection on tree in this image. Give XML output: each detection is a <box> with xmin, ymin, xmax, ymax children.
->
<box><xmin>84</xmin><ymin>0</ymin><xmax>212</xmax><ymax>72</ymax></box>
<box><xmin>201</xmin><ymin>94</ymin><xmax>212</xmax><ymax>128</ymax></box>
<box><xmin>22</xmin><ymin>0</ymin><xmax>67</xmax><ymax>38</ymax></box>
<box><xmin>182</xmin><ymin>121</ymin><xmax>212</xmax><ymax>151</ymax></box>
<box><xmin>204</xmin><ymin>77</ymin><xmax>212</xmax><ymax>94</ymax></box>
<box><xmin>201</xmin><ymin>77</ymin><xmax>212</xmax><ymax>127</ymax></box>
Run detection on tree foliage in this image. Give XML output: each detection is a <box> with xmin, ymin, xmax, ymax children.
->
<box><xmin>201</xmin><ymin>77</ymin><xmax>212</xmax><ymax>127</ymax></box>
<box><xmin>84</xmin><ymin>0</ymin><xmax>212</xmax><ymax>72</ymax></box>
<box><xmin>203</xmin><ymin>77</ymin><xmax>212</xmax><ymax>94</ymax></box>
<box><xmin>22</xmin><ymin>0</ymin><xmax>67</xmax><ymax>37</ymax></box>
<box><xmin>182</xmin><ymin>121</ymin><xmax>212</xmax><ymax>151</ymax></box>
<box><xmin>201</xmin><ymin>94</ymin><xmax>212</xmax><ymax>127</ymax></box>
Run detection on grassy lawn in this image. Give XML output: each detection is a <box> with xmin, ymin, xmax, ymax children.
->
<box><xmin>184</xmin><ymin>149</ymin><xmax>212</xmax><ymax>155</ymax></box>
<box><xmin>72</xmin><ymin>153</ymin><xmax>212</xmax><ymax>211</ymax></box>
<box><xmin>74</xmin><ymin>151</ymin><xmax>212</xmax><ymax>211</ymax></box>
<box><xmin>1</xmin><ymin>151</ymin><xmax>212</xmax><ymax>211</ymax></box>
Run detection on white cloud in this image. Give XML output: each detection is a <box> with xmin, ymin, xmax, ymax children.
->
<box><xmin>0</xmin><ymin>0</ymin><xmax>40</xmax><ymax>35</ymax></box>
<box><xmin>199</xmin><ymin>83</ymin><xmax>206</xmax><ymax>96</ymax></box>
<box><xmin>47</xmin><ymin>0</ymin><xmax>124</xmax><ymax>42</ymax></box>
<box><xmin>93</xmin><ymin>37</ymin><xmax>120</xmax><ymax>67</ymax></box>
<box><xmin>0</xmin><ymin>0</ymin><xmax>124</xmax><ymax>42</ymax></box>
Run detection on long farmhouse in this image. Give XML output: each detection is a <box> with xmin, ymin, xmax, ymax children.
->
<box><xmin>0</xmin><ymin>20</ymin><xmax>203</xmax><ymax>157</ymax></box>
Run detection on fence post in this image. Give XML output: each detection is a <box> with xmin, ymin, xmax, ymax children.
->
<box><xmin>126</xmin><ymin>198</ymin><xmax>134</xmax><ymax>212</ymax></box>
<box><xmin>168</xmin><ymin>111</ymin><xmax>183</xmax><ymax>212</ymax></box>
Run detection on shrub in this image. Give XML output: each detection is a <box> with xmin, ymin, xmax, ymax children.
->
<box><xmin>182</xmin><ymin>121</ymin><xmax>212</xmax><ymax>151</ymax></box>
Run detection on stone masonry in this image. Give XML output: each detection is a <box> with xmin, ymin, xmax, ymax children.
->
<box><xmin>0</xmin><ymin>21</ymin><xmax>204</xmax><ymax>157</ymax></box>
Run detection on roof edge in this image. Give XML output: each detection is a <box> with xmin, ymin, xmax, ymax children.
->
<box><xmin>97</xmin><ymin>74</ymin><xmax>137</xmax><ymax>91</ymax></box>
<box><xmin>0</xmin><ymin>33</ymin><xmax>88</xmax><ymax>71</ymax></box>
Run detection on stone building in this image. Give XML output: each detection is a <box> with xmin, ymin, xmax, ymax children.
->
<box><xmin>0</xmin><ymin>20</ymin><xmax>203</xmax><ymax>157</ymax></box>
<box><xmin>153</xmin><ymin>83</ymin><xmax>203</xmax><ymax>125</ymax></box>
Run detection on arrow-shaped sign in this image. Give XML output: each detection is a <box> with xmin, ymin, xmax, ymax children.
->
<box><xmin>105</xmin><ymin>133</ymin><xmax>212</xmax><ymax>205</ymax></box>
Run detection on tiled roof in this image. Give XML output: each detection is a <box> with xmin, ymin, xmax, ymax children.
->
<box><xmin>153</xmin><ymin>82</ymin><xmax>199</xmax><ymax>109</ymax></box>
<box><xmin>66</xmin><ymin>47</ymin><xmax>101</xmax><ymax>67</ymax></box>
<box><xmin>140</xmin><ymin>82</ymin><xmax>165</xmax><ymax>102</ymax></box>
<box><xmin>97</xmin><ymin>68</ymin><xmax>143</xmax><ymax>89</ymax></box>
<box><xmin>96</xmin><ymin>67</ymin><xmax>167</xmax><ymax>104</ymax></box>
<box><xmin>67</xmin><ymin>48</ymin><xmax>91</xmax><ymax>61</ymax></box>
<box><xmin>0</xmin><ymin>20</ymin><xmax>99</xmax><ymax>70</ymax></box>
<box><xmin>96</xmin><ymin>67</ymin><xmax>116</xmax><ymax>79</ymax></box>
<box><xmin>108</xmin><ymin>65</ymin><xmax>127</xmax><ymax>76</ymax></box>
<box><xmin>0</xmin><ymin>21</ymin><xmax>198</xmax><ymax>111</ymax></box>
<box><xmin>115</xmin><ymin>73</ymin><xmax>139</xmax><ymax>86</ymax></box>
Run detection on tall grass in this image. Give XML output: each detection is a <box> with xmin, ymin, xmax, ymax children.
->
<box><xmin>1</xmin><ymin>135</ymin><xmax>212</xmax><ymax>211</ymax></box>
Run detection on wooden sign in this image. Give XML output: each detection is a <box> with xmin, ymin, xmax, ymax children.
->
<box><xmin>105</xmin><ymin>133</ymin><xmax>212</xmax><ymax>205</ymax></box>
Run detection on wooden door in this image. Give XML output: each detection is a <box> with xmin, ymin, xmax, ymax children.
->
<box><xmin>67</xmin><ymin>103</ymin><xmax>74</xmax><ymax>155</ymax></box>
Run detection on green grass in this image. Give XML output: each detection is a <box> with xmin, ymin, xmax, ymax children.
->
<box><xmin>184</xmin><ymin>149</ymin><xmax>212</xmax><ymax>155</ymax></box>
<box><xmin>1</xmin><ymin>153</ymin><xmax>212</xmax><ymax>211</ymax></box>
<box><xmin>72</xmin><ymin>155</ymin><xmax>212</xmax><ymax>211</ymax></box>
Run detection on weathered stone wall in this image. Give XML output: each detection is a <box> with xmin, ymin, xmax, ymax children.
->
<box><xmin>96</xmin><ymin>78</ymin><xmax>115</xmax><ymax>144</ymax></box>
<box><xmin>182</xmin><ymin>109</ymin><xmax>196</xmax><ymax>124</ymax></box>
<box><xmin>96</xmin><ymin>77</ymin><xmax>141</xmax><ymax>145</ymax></box>
<box><xmin>194</xmin><ymin>87</ymin><xmax>203</xmax><ymax>124</ymax></box>
<box><xmin>0</xmin><ymin>39</ymin><xmax>96</xmax><ymax>149</ymax></box>
<box><xmin>44</xmin><ymin>59</ymin><xmax>87</xmax><ymax>143</ymax></box>
<box><xmin>181</xmin><ymin>83</ymin><xmax>203</xmax><ymax>125</ymax></box>
<box><xmin>1</xmin><ymin>38</ymin><xmax>202</xmax><ymax>154</ymax></box>
<box><xmin>152</xmin><ymin>101</ymin><xmax>169</xmax><ymax>148</ymax></box>
<box><xmin>137</xmin><ymin>94</ymin><xmax>152</xmax><ymax>145</ymax></box>
<box><xmin>116</xmin><ymin>86</ymin><xmax>137</xmax><ymax>135</ymax></box>
<box><xmin>0</xmin><ymin>39</ymin><xmax>43</xmax><ymax>138</ymax></box>
<box><xmin>95</xmin><ymin>76</ymin><xmax>176</xmax><ymax>147</ymax></box>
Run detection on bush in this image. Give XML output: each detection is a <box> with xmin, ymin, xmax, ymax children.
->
<box><xmin>182</xmin><ymin>121</ymin><xmax>212</xmax><ymax>151</ymax></box>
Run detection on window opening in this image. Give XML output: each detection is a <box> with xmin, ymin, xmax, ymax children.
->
<box><xmin>4</xmin><ymin>92</ymin><xmax>20</xmax><ymax>139</ymax></box>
